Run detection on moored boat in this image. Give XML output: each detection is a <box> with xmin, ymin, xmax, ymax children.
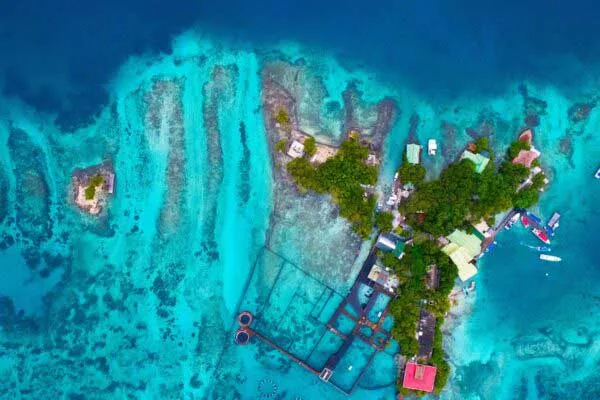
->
<box><xmin>532</xmin><ymin>228</ymin><xmax>551</xmax><ymax>244</ymax></box>
<box><xmin>485</xmin><ymin>241</ymin><xmax>497</xmax><ymax>253</ymax></box>
<box><xmin>528</xmin><ymin>212</ymin><xmax>542</xmax><ymax>224</ymax></box>
<box><xmin>540</xmin><ymin>254</ymin><xmax>561</xmax><ymax>262</ymax></box>
<box><xmin>525</xmin><ymin>244</ymin><xmax>552</xmax><ymax>252</ymax></box>
<box><xmin>547</xmin><ymin>212</ymin><xmax>560</xmax><ymax>229</ymax></box>
<box><xmin>428</xmin><ymin>139</ymin><xmax>437</xmax><ymax>156</ymax></box>
<box><xmin>505</xmin><ymin>212</ymin><xmax>520</xmax><ymax>230</ymax></box>
<box><xmin>521</xmin><ymin>215</ymin><xmax>530</xmax><ymax>228</ymax></box>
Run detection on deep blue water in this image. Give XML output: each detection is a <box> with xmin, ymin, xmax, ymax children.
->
<box><xmin>2</xmin><ymin>0</ymin><xmax>599</xmax><ymax>128</ymax></box>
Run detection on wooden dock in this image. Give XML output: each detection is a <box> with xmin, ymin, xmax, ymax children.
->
<box><xmin>233</xmin><ymin>248</ymin><xmax>394</xmax><ymax>394</ymax></box>
<box><xmin>246</xmin><ymin>326</ymin><xmax>320</xmax><ymax>376</ymax></box>
<box><xmin>480</xmin><ymin>208</ymin><xmax>519</xmax><ymax>252</ymax></box>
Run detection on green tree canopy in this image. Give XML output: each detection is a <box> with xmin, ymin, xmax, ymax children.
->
<box><xmin>397</xmin><ymin>153</ymin><xmax>426</xmax><ymax>184</ymax></box>
<box><xmin>375</xmin><ymin>211</ymin><xmax>394</xmax><ymax>233</ymax></box>
<box><xmin>287</xmin><ymin>138</ymin><xmax>378</xmax><ymax>237</ymax></box>
<box><xmin>513</xmin><ymin>187</ymin><xmax>540</xmax><ymax>208</ymax></box>
<box><xmin>506</xmin><ymin>139</ymin><xmax>531</xmax><ymax>160</ymax></box>
<box><xmin>304</xmin><ymin>137</ymin><xmax>316</xmax><ymax>157</ymax></box>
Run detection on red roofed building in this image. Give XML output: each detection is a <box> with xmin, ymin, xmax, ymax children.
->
<box><xmin>519</xmin><ymin>129</ymin><xmax>533</xmax><ymax>145</ymax></box>
<box><xmin>513</xmin><ymin>148</ymin><xmax>540</xmax><ymax>168</ymax></box>
<box><xmin>402</xmin><ymin>362</ymin><xmax>437</xmax><ymax>393</ymax></box>
<box><xmin>512</xmin><ymin>129</ymin><xmax>541</xmax><ymax>168</ymax></box>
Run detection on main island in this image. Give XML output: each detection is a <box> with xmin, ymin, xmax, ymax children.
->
<box><xmin>233</xmin><ymin>89</ymin><xmax>550</xmax><ymax>397</ymax></box>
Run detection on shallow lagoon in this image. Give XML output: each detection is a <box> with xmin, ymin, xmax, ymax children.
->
<box><xmin>0</xmin><ymin>30</ymin><xmax>599</xmax><ymax>399</ymax></box>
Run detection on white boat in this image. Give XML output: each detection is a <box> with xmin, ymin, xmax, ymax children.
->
<box><xmin>540</xmin><ymin>254</ymin><xmax>561</xmax><ymax>262</ymax></box>
<box><xmin>505</xmin><ymin>212</ymin><xmax>520</xmax><ymax>230</ymax></box>
<box><xmin>428</xmin><ymin>139</ymin><xmax>437</xmax><ymax>156</ymax></box>
<box><xmin>595</xmin><ymin>167</ymin><xmax>600</xmax><ymax>179</ymax></box>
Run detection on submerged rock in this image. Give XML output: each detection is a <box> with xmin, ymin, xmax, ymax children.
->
<box><xmin>518</xmin><ymin>83</ymin><xmax>548</xmax><ymax>128</ymax></box>
<box><xmin>568</xmin><ymin>102</ymin><xmax>596</xmax><ymax>123</ymax></box>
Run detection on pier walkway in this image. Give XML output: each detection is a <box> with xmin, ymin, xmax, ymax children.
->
<box><xmin>480</xmin><ymin>208</ymin><xmax>519</xmax><ymax>253</ymax></box>
<box><xmin>233</xmin><ymin>247</ymin><xmax>396</xmax><ymax>395</ymax></box>
<box><xmin>323</xmin><ymin>249</ymin><xmax>393</xmax><ymax>372</ymax></box>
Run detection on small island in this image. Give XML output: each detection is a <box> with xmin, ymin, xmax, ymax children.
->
<box><xmin>71</xmin><ymin>162</ymin><xmax>115</xmax><ymax>215</ymax></box>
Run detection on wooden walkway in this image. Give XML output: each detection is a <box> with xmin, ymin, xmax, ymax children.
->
<box><xmin>481</xmin><ymin>208</ymin><xmax>519</xmax><ymax>251</ymax></box>
<box><xmin>246</xmin><ymin>327</ymin><xmax>320</xmax><ymax>376</ymax></box>
<box><xmin>323</xmin><ymin>249</ymin><xmax>393</xmax><ymax>370</ymax></box>
<box><xmin>234</xmin><ymin>248</ymin><xmax>394</xmax><ymax>395</ymax></box>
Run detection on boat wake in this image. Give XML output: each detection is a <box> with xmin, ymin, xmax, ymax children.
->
<box><xmin>521</xmin><ymin>242</ymin><xmax>552</xmax><ymax>252</ymax></box>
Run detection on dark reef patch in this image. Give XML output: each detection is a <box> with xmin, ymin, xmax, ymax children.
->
<box><xmin>201</xmin><ymin>65</ymin><xmax>236</xmax><ymax>238</ymax></box>
<box><xmin>238</xmin><ymin>121</ymin><xmax>251</xmax><ymax>206</ymax></box>
<box><xmin>568</xmin><ymin>101</ymin><xmax>596</xmax><ymax>123</ymax></box>
<box><xmin>519</xmin><ymin>84</ymin><xmax>548</xmax><ymax>128</ymax></box>
<box><xmin>0</xmin><ymin>169</ymin><xmax>8</xmax><ymax>224</ymax></box>
<box><xmin>8</xmin><ymin>128</ymin><xmax>53</xmax><ymax>246</ymax></box>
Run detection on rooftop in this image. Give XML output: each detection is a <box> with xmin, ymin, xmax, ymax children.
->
<box><xmin>392</xmin><ymin>241</ymin><xmax>406</xmax><ymax>259</ymax></box>
<box><xmin>426</xmin><ymin>264</ymin><xmax>439</xmax><ymax>290</ymax></box>
<box><xmin>513</xmin><ymin>128</ymin><xmax>541</xmax><ymax>168</ymax></box>
<box><xmin>406</xmin><ymin>143</ymin><xmax>421</xmax><ymax>165</ymax></box>
<box><xmin>461</xmin><ymin>150</ymin><xmax>489</xmax><ymax>173</ymax></box>
<box><xmin>519</xmin><ymin>129</ymin><xmax>533</xmax><ymax>145</ymax></box>
<box><xmin>367</xmin><ymin>264</ymin><xmax>400</xmax><ymax>292</ymax></box>
<box><xmin>512</xmin><ymin>147</ymin><xmax>541</xmax><ymax>168</ymax></box>
<box><xmin>417</xmin><ymin>309</ymin><xmax>436</xmax><ymax>359</ymax></box>
<box><xmin>375</xmin><ymin>234</ymin><xmax>396</xmax><ymax>251</ymax></box>
<box><xmin>402</xmin><ymin>362</ymin><xmax>437</xmax><ymax>393</ymax></box>
<box><xmin>473</xmin><ymin>219</ymin><xmax>492</xmax><ymax>239</ymax></box>
<box><xmin>287</xmin><ymin>140</ymin><xmax>305</xmax><ymax>158</ymax></box>
<box><xmin>442</xmin><ymin>243</ymin><xmax>478</xmax><ymax>281</ymax></box>
<box><xmin>447</xmin><ymin>230</ymin><xmax>482</xmax><ymax>259</ymax></box>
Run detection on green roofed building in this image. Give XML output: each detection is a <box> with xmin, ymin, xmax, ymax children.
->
<box><xmin>461</xmin><ymin>150</ymin><xmax>490</xmax><ymax>173</ymax></box>
<box><xmin>406</xmin><ymin>144</ymin><xmax>421</xmax><ymax>165</ymax></box>
<box><xmin>392</xmin><ymin>241</ymin><xmax>406</xmax><ymax>259</ymax></box>
<box><xmin>442</xmin><ymin>229</ymin><xmax>483</xmax><ymax>281</ymax></box>
<box><xmin>442</xmin><ymin>243</ymin><xmax>478</xmax><ymax>281</ymax></box>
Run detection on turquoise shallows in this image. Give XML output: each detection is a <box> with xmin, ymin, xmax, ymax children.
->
<box><xmin>0</xmin><ymin>32</ymin><xmax>599</xmax><ymax>399</ymax></box>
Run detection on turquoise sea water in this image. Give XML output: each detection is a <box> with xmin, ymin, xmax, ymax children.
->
<box><xmin>0</xmin><ymin>28</ymin><xmax>599</xmax><ymax>399</ymax></box>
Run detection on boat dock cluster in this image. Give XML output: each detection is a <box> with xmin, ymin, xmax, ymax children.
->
<box><xmin>493</xmin><ymin>209</ymin><xmax>562</xmax><ymax>262</ymax></box>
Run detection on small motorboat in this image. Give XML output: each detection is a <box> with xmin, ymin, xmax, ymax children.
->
<box><xmin>546</xmin><ymin>212</ymin><xmax>560</xmax><ymax>231</ymax></box>
<box><xmin>524</xmin><ymin>244</ymin><xmax>552</xmax><ymax>252</ymax></box>
<box><xmin>521</xmin><ymin>215</ymin><xmax>530</xmax><ymax>228</ymax></box>
<box><xmin>532</xmin><ymin>228</ymin><xmax>551</xmax><ymax>244</ymax></box>
<box><xmin>528</xmin><ymin>212</ymin><xmax>542</xmax><ymax>224</ymax></box>
<box><xmin>540</xmin><ymin>254</ymin><xmax>561</xmax><ymax>262</ymax></box>
<box><xmin>505</xmin><ymin>213</ymin><xmax>520</xmax><ymax>230</ymax></box>
<box><xmin>467</xmin><ymin>281</ymin><xmax>476</xmax><ymax>292</ymax></box>
<box><xmin>485</xmin><ymin>241</ymin><xmax>497</xmax><ymax>253</ymax></box>
<box><xmin>595</xmin><ymin>167</ymin><xmax>600</xmax><ymax>179</ymax></box>
<box><xmin>428</xmin><ymin>139</ymin><xmax>438</xmax><ymax>156</ymax></box>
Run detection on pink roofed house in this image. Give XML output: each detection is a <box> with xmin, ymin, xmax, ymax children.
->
<box><xmin>519</xmin><ymin>129</ymin><xmax>533</xmax><ymax>145</ymax></box>
<box><xmin>402</xmin><ymin>362</ymin><xmax>437</xmax><ymax>393</ymax></box>
<box><xmin>512</xmin><ymin>129</ymin><xmax>540</xmax><ymax>168</ymax></box>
